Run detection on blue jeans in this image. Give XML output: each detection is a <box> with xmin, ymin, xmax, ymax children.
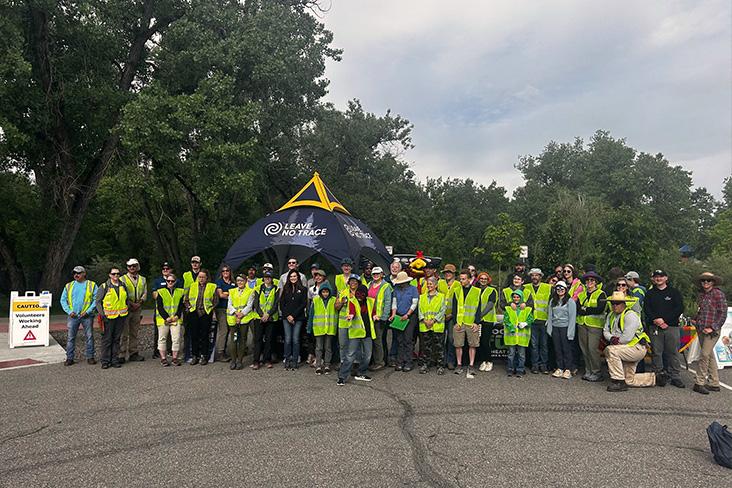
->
<box><xmin>530</xmin><ymin>320</ymin><xmax>549</xmax><ymax>369</ymax></box>
<box><xmin>507</xmin><ymin>345</ymin><xmax>526</xmax><ymax>373</ymax></box>
<box><xmin>339</xmin><ymin>337</ymin><xmax>371</xmax><ymax>380</ymax></box>
<box><xmin>66</xmin><ymin>315</ymin><xmax>95</xmax><ymax>360</ymax></box>
<box><xmin>444</xmin><ymin>318</ymin><xmax>456</xmax><ymax>366</ymax></box>
<box><xmin>283</xmin><ymin>319</ymin><xmax>303</xmax><ymax>362</ymax></box>
<box><xmin>338</xmin><ymin>327</ymin><xmax>350</xmax><ymax>364</ymax></box>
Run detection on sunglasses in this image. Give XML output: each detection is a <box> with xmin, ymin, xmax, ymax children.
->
<box><xmin>288</xmin><ymin>261</ymin><xmax>297</xmax><ymax>265</ymax></box>
<box><xmin>617</xmin><ymin>283</ymin><xmax>628</xmax><ymax>287</ymax></box>
<box><xmin>701</xmin><ymin>279</ymin><xmax>713</xmax><ymax>283</ymax></box>
<box><xmin>73</xmin><ymin>272</ymin><xmax>83</xmax><ymax>276</ymax></box>
<box><xmin>165</xmin><ymin>279</ymin><xmax>176</xmax><ymax>283</ymax></box>
<box><xmin>110</xmin><ymin>272</ymin><xmax>120</xmax><ymax>276</ymax></box>
<box><xmin>222</xmin><ymin>269</ymin><xmax>231</xmax><ymax>273</ymax></box>
<box><xmin>127</xmin><ymin>264</ymin><xmax>137</xmax><ymax>267</ymax></box>
<box><xmin>563</xmin><ymin>270</ymin><xmax>572</xmax><ymax>274</ymax></box>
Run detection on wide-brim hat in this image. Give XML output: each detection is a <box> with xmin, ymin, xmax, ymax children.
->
<box><xmin>607</xmin><ymin>291</ymin><xmax>633</xmax><ymax>304</ymax></box>
<box><xmin>581</xmin><ymin>271</ymin><xmax>603</xmax><ymax>283</ymax></box>
<box><xmin>441</xmin><ymin>264</ymin><xmax>457</xmax><ymax>274</ymax></box>
<box><xmin>697</xmin><ymin>272</ymin><xmax>722</xmax><ymax>285</ymax></box>
<box><xmin>393</xmin><ymin>271</ymin><xmax>412</xmax><ymax>285</ymax></box>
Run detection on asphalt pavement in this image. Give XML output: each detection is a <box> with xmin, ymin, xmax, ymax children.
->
<box><xmin>1</xmin><ymin>358</ymin><xmax>731</xmax><ymax>487</ymax></box>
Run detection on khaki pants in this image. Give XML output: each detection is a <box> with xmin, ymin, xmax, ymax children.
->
<box><xmin>215</xmin><ymin>309</ymin><xmax>229</xmax><ymax>357</ymax></box>
<box><xmin>577</xmin><ymin>324</ymin><xmax>603</xmax><ymax>375</ymax></box>
<box><xmin>696</xmin><ymin>331</ymin><xmax>720</xmax><ymax>387</ymax></box>
<box><xmin>605</xmin><ymin>344</ymin><xmax>655</xmax><ymax>387</ymax></box>
<box><xmin>119</xmin><ymin>307</ymin><xmax>141</xmax><ymax>359</ymax></box>
<box><xmin>157</xmin><ymin>324</ymin><xmax>182</xmax><ymax>352</ymax></box>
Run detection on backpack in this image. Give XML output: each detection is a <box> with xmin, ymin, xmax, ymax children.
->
<box><xmin>707</xmin><ymin>421</ymin><xmax>732</xmax><ymax>469</ymax></box>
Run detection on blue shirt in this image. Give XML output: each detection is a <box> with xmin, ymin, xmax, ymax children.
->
<box><xmin>60</xmin><ymin>280</ymin><xmax>98</xmax><ymax>315</ymax></box>
<box><xmin>392</xmin><ymin>284</ymin><xmax>418</xmax><ymax>315</ymax></box>
<box><xmin>216</xmin><ymin>278</ymin><xmax>236</xmax><ymax>309</ymax></box>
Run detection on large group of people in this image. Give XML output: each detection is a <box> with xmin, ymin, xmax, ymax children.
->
<box><xmin>60</xmin><ymin>255</ymin><xmax>728</xmax><ymax>394</ymax></box>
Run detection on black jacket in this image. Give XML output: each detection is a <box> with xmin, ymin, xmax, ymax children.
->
<box><xmin>644</xmin><ymin>285</ymin><xmax>684</xmax><ymax>327</ymax></box>
<box><xmin>279</xmin><ymin>284</ymin><xmax>307</xmax><ymax>322</ymax></box>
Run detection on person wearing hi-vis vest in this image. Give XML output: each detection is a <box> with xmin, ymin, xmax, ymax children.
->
<box><xmin>184</xmin><ymin>269</ymin><xmax>218</xmax><ymax>366</ymax></box>
<box><xmin>182</xmin><ymin>255</ymin><xmax>202</xmax><ymax>363</ymax></box>
<box><xmin>251</xmin><ymin>271</ymin><xmax>279</xmax><ymax>369</ymax></box>
<box><xmin>183</xmin><ymin>256</ymin><xmax>202</xmax><ymax>291</ymax></box>
<box><xmin>60</xmin><ymin>265</ymin><xmax>98</xmax><ymax>366</ymax></box>
<box><xmin>336</xmin><ymin>283</ymin><xmax>375</xmax><ymax>385</ymax></box>
<box><xmin>475</xmin><ymin>272</ymin><xmax>497</xmax><ymax>372</ymax></box>
<box><xmin>418</xmin><ymin>276</ymin><xmax>446</xmax><ymax>375</ymax></box>
<box><xmin>575</xmin><ymin>271</ymin><xmax>607</xmax><ymax>382</ymax></box>
<box><xmin>367</xmin><ymin>266</ymin><xmax>392</xmax><ymax>371</ymax></box>
<box><xmin>118</xmin><ymin>258</ymin><xmax>146</xmax><ymax>363</ymax></box>
<box><xmin>503</xmin><ymin>289</ymin><xmax>534</xmax><ymax>377</ymax></box>
<box><xmin>226</xmin><ymin>275</ymin><xmax>257</xmax><ymax>370</ymax></box>
<box><xmin>155</xmin><ymin>273</ymin><xmax>184</xmax><ymax>366</ymax></box>
<box><xmin>603</xmin><ymin>291</ymin><xmax>656</xmax><ymax>392</ymax></box>
<box><xmin>500</xmin><ymin>273</ymin><xmax>533</xmax><ymax>310</ymax></box>
<box><xmin>452</xmin><ymin>270</ymin><xmax>482</xmax><ymax>379</ymax></box>
<box><xmin>307</xmin><ymin>283</ymin><xmax>337</xmax><ymax>375</ymax></box>
<box><xmin>334</xmin><ymin>257</ymin><xmax>355</xmax><ymax>296</ymax></box>
<box><xmin>524</xmin><ymin>268</ymin><xmax>552</xmax><ymax>374</ymax></box>
<box><xmin>335</xmin><ymin>275</ymin><xmax>361</xmax><ymax>369</ymax></box>
<box><xmin>95</xmin><ymin>267</ymin><xmax>129</xmax><ymax>369</ymax></box>
<box><xmin>438</xmin><ymin>264</ymin><xmax>461</xmax><ymax>369</ymax></box>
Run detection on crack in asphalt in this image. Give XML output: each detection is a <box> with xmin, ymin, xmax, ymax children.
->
<box><xmin>0</xmin><ymin>424</ymin><xmax>49</xmax><ymax>443</ymax></box>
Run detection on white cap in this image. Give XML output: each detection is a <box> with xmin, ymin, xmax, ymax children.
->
<box><xmin>190</xmin><ymin>256</ymin><xmax>201</xmax><ymax>263</ymax></box>
<box><xmin>126</xmin><ymin>258</ymin><xmax>139</xmax><ymax>266</ymax></box>
<box><xmin>555</xmin><ymin>280</ymin><xmax>568</xmax><ymax>289</ymax></box>
<box><xmin>372</xmin><ymin>266</ymin><xmax>384</xmax><ymax>275</ymax></box>
<box><xmin>263</xmin><ymin>262</ymin><xmax>273</xmax><ymax>269</ymax></box>
<box><xmin>625</xmin><ymin>271</ymin><xmax>640</xmax><ymax>280</ymax></box>
<box><xmin>72</xmin><ymin>265</ymin><xmax>86</xmax><ymax>273</ymax></box>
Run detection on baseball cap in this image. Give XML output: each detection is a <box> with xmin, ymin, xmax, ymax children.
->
<box><xmin>555</xmin><ymin>280</ymin><xmax>568</xmax><ymax>289</ymax></box>
<box><xmin>161</xmin><ymin>262</ymin><xmax>171</xmax><ymax>269</ymax></box>
<box><xmin>262</xmin><ymin>263</ymin><xmax>273</xmax><ymax>269</ymax></box>
<box><xmin>372</xmin><ymin>266</ymin><xmax>384</xmax><ymax>275</ymax></box>
<box><xmin>311</xmin><ymin>263</ymin><xmax>320</xmax><ymax>269</ymax></box>
<box><xmin>341</xmin><ymin>257</ymin><xmax>354</xmax><ymax>266</ymax></box>
<box><xmin>652</xmin><ymin>269</ymin><xmax>667</xmax><ymax>277</ymax></box>
<box><xmin>190</xmin><ymin>256</ymin><xmax>201</xmax><ymax>263</ymax></box>
<box><xmin>348</xmin><ymin>274</ymin><xmax>361</xmax><ymax>282</ymax></box>
<box><xmin>126</xmin><ymin>258</ymin><xmax>139</xmax><ymax>266</ymax></box>
<box><xmin>314</xmin><ymin>269</ymin><xmax>326</xmax><ymax>277</ymax></box>
<box><xmin>72</xmin><ymin>265</ymin><xmax>86</xmax><ymax>273</ymax></box>
<box><xmin>625</xmin><ymin>271</ymin><xmax>640</xmax><ymax>280</ymax></box>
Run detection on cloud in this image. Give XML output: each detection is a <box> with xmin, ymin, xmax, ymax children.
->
<box><xmin>321</xmin><ymin>0</ymin><xmax>732</xmax><ymax>197</ymax></box>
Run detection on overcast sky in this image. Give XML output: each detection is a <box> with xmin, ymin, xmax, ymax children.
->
<box><xmin>321</xmin><ymin>0</ymin><xmax>732</xmax><ymax>198</ymax></box>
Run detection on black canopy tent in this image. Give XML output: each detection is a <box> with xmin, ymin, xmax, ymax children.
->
<box><xmin>222</xmin><ymin>173</ymin><xmax>392</xmax><ymax>273</ymax></box>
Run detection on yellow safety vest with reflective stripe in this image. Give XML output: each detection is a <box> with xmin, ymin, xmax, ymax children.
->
<box><xmin>438</xmin><ymin>279</ymin><xmax>461</xmax><ymax>316</ymax></box>
<box><xmin>227</xmin><ymin>287</ymin><xmax>256</xmax><ymax>326</ymax></box>
<box><xmin>183</xmin><ymin>271</ymin><xmax>196</xmax><ymax>291</ymax></box>
<box><xmin>155</xmin><ymin>288</ymin><xmax>183</xmax><ymax>326</ymax></box>
<box><xmin>65</xmin><ymin>280</ymin><xmax>96</xmax><ymax>313</ymax></box>
<box><xmin>335</xmin><ymin>274</ymin><xmax>350</xmax><ymax>296</ymax></box>
<box><xmin>338</xmin><ymin>289</ymin><xmax>358</xmax><ymax>329</ymax></box>
<box><xmin>187</xmin><ymin>282</ymin><xmax>217</xmax><ymax>314</ymax></box>
<box><xmin>102</xmin><ymin>283</ymin><xmax>128</xmax><ymax>319</ymax></box>
<box><xmin>121</xmin><ymin>274</ymin><xmax>146</xmax><ymax>302</ymax></box>
<box><xmin>312</xmin><ymin>296</ymin><xmax>337</xmax><ymax>336</ymax></box>
<box><xmin>258</xmin><ymin>286</ymin><xmax>279</xmax><ymax>321</ymax></box>
<box><xmin>348</xmin><ymin>297</ymin><xmax>375</xmax><ymax>340</ymax></box>
<box><xmin>419</xmin><ymin>292</ymin><xmax>446</xmax><ymax>333</ymax></box>
<box><xmin>577</xmin><ymin>288</ymin><xmax>605</xmax><ymax>328</ymax></box>
<box><xmin>611</xmin><ymin>309</ymin><xmax>650</xmax><ymax>347</ymax></box>
<box><xmin>523</xmin><ymin>283</ymin><xmax>551</xmax><ymax>321</ymax></box>
<box><xmin>479</xmin><ymin>286</ymin><xmax>498</xmax><ymax>322</ymax></box>
<box><xmin>454</xmin><ymin>285</ymin><xmax>481</xmax><ymax>326</ymax></box>
<box><xmin>504</xmin><ymin>306</ymin><xmax>532</xmax><ymax>347</ymax></box>
<box><xmin>370</xmin><ymin>281</ymin><xmax>392</xmax><ymax>319</ymax></box>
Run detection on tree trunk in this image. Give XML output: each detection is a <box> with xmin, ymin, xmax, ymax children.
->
<box><xmin>0</xmin><ymin>231</ymin><xmax>26</xmax><ymax>292</ymax></box>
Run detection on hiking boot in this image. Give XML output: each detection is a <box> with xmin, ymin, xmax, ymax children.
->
<box><xmin>190</xmin><ymin>357</ymin><xmax>199</xmax><ymax>366</ymax></box>
<box><xmin>693</xmin><ymin>384</ymin><xmax>709</xmax><ymax>395</ymax></box>
<box><xmin>706</xmin><ymin>385</ymin><xmax>721</xmax><ymax>392</ymax></box>
<box><xmin>587</xmin><ymin>373</ymin><xmax>603</xmax><ymax>382</ymax></box>
<box><xmin>669</xmin><ymin>378</ymin><xmax>685</xmax><ymax>389</ymax></box>
<box><xmin>607</xmin><ymin>380</ymin><xmax>628</xmax><ymax>392</ymax></box>
<box><xmin>199</xmin><ymin>357</ymin><xmax>208</xmax><ymax>366</ymax></box>
<box><xmin>655</xmin><ymin>372</ymin><xmax>667</xmax><ymax>387</ymax></box>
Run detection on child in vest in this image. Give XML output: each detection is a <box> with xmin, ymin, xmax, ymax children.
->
<box><xmin>503</xmin><ymin>289</ymin><xmax>534</xmax><ymax>377</ymax></box>
<box><xmin>307</xmin><ymin>283</ymin><xmax>337</xmax><ymax>375</ymax></box>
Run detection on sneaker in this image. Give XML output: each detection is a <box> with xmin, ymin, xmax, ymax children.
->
<box><xmin>395</xmin><ymin>365</ymin><xmax>403</xmax><ymax>372</ymax></box>
<box><xmin>336</xmin><ymin>378</ymin><xmax>345</xmax><ymax>386</ymax></box>
<box><xmin>587</xmin><ymin>373</ymin><xmax>603</xmax><ymax>382</ymax></box>
<box><xmin>190</xmin><ymin>357</ymin><xmax>199</xmax><ymax>366</ymax></box>
<box><xmin>86</xmin><ymin>358</ymin><xmax>97</xmax><ymax>365</ymax></box>
<box><xmin>552</xmin><ymin>369</ymin><xmax>563</xmax><ymax>378</ymax></box>
<box><xmin>506</xmin><ymin>371</ymin><xmax>513</xmax><ymax>377</ymax></box>
<box><xmin>403</xmin><ymin>366</ymin><xmax>412</xmax><ymax>372</ymax></box>
<box><xmin>324</xmin><ymin>366</ymin><xmax>331</xmax><ymax>374</ymax></box>
<box><xmin>355</xmin><ymin>375</ymin><xmax>372</xmax><ymax>382</ymax></box>
<box><xmin>562</xmin><ymin>369</ymin><xmax>572</xmax><ymax>379</ymax></box>
<box><xmin>112</xmin><ymin>362</ymin><xmax>122</xmax><ymax>368</ymax></box>
<box><xmin>199</xmin><ymin>357</ymin><xmax>208</xmax><ymax>366</ymax></box>
<box><xmin>540</xmin><ymin>365</ymin><xmax>548</xmax><ymax>374</ymax></box>
<box><xmin>531</xmin><ymin>367</ymin><xmax>539</xmax><ymax>374</ymax></box>
<box><xmin>515</xmin><ymin>371</ymin><xmax>524</xmax><ymax>378</ymax></box>
<box><xmin>437</xmin><ymin>367</ymin><xmax>445</xmax><ymax>375</ymax></box>
<box><xmin>117</xmin><ymin>357</ymin><xmax>126</xmax><ymax>364</ymax></box>
<box><xmin>315</xmin><ymin>367</ymin><xmax>322</xmax><ymax>375</ymax></box>
<box><xmin>64</xmin><ymin>359</ymin><xmax>74</xmax><ymax>366</ymax></box>
<box><xmin>466</xmin><ymin>368</ymin><xmax>475</xmax><ymax>379</ymax></box>
<box><xmin>454</xmin><ymin>367</ymin><xmax>464</xmax><ymax>375</ymax></box>
<box><xmin>101</xmin><ymin>363</ymin><xmax>109</xmax><ymax>369</ymax></box>
<box><xmin>419</xmin><ymin>365</ymin><xmax>428</xmax><ymax>374</ymax></box>
<box><xmin>230</xmin><ymin>361</ymin><xmax>237</xmax><ymax>370</ymax></box>
<box><xmin>693</xmin><ymin>384</ymin><xmax>709</xmax><ymax>395</ymax></box>
<box><xmin>252</xmin><ymin>363</ymin><xmax>260</xmax><ymax>370</ymax></box>
<box><xmin>669</xmin><ymin>378</ymin><xmax>685</xmax><ymax>389</ymax></box>
<box><xmin>706</xmin><ymin>385</ymin><xmax>721</xmax><ymax>392</ymax></box>
<box><xmin>485</xmin><ymin>361</ymin><xmax>493</xmax><ymax>372</ymax></box>
<box><xmin>581</xmin><ymin>372</ymin><xmax>591</xmax><ymax>381</ymax></box>
<box><xmin>478</xmin><ymin>361</ymin><xmax>487</xmax><ymax>372</ymax></box>
<box><xmin>607</xmin><ymin>380</ymin><xmax>629</xmax><ymax>392</ymax></box>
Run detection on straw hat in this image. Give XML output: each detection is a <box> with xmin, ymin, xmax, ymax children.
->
<box><xmin>697</xmin><ymin>272</ymin><xmax>722</xmax><ymax>286</ymax></box>
<box><xmin>392</xmin><ymin>271</ymin><xmax>412</xmax><ymax>285</ymax></box>
<box><xmin>607</xmin><ymin>291</ymin><xmax>633</xmax><ymax>304</ymax></box>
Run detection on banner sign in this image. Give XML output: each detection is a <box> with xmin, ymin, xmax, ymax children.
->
<box><xmin>714</xmin><ymin>307</ymin><xmax>732</xmax><ymax>369</ymax></box>
<box><xmin>9</xmin><ymin>291</ymin><xmax>52</xmax><ymax>348</ymax></box>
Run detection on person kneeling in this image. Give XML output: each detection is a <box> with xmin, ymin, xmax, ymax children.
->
<box><xmin>603</xmin><ymin>292</ymin><xmax>656</xmax><ymax>392</ymax></box>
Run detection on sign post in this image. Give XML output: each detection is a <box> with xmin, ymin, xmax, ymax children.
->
<box><xmin>9</xmin><ymin>291</ymin><xmax>52</xmax><ymax>348</ymax></box>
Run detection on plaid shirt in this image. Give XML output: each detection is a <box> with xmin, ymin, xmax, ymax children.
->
<box><xmin>695</xmin><ymin>287</ymin><xmax>727</xmax><ymax>330</ymax></box>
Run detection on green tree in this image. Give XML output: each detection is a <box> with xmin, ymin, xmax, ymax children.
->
<box><xmin>477</xmin><ymin>212</ymin><xmax>524</xmax><ymax>284</ymax></box>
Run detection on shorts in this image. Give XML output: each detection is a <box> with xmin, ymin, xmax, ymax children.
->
<box><xmin>453</xmin><ymin>324</ymin><xmax>480</xmax><ymax>348</ymax></box>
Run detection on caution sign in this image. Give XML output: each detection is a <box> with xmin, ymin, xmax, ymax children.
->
<box><xmin>9</xmin><ymin>291</ymin><xmax>51</xmax><ymax>348</ymax></box>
